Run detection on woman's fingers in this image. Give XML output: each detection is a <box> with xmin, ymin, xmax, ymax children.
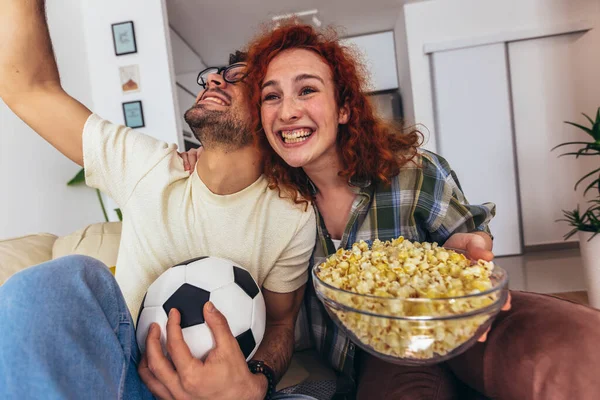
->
<box><xmin>180</xmin><ymin>153</ymin><xmax>190</xmax><ymax>171</ymax></box>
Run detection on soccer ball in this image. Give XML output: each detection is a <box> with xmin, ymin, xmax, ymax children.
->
<box><xmin>136</xmin><ymin>256</ymin><xmax>266</xmax><ymax>361</ymax></box>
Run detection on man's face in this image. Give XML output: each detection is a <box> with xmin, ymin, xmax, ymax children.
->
<box><xmin>184</xmin><ymin>64</ymin><xmax>252</xmax><ymax>150</ymax></box>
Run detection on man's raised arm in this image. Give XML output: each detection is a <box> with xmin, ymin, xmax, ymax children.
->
<box><xmin>0</xmin><ymin>0</ymin><xmax>91</xmax><ymax>166</ymax></box>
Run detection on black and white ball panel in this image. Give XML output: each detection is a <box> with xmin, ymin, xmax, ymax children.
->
<box><xmin>210</xmin><ymin>283</ymin><xmax>253</xmax><ymax>337</ymax></box>
<box><xmin>172</xmin><ymin>256</ymin><xmax>209</xmax><ymax>267</ymax></box>
<box><xmin>182</xmin><ymin>322</ymin><xmax>214</xmax><ymax>360</ymax></box>
<box><xmin>137</xmin><ymin>306</ymin><xmax>169</xmax><ymax>355</ymax></box>
<box><xmin>233</xmin><ymin>266</ymin><xmax>260</xmax><ymax>299</ymax></box>
<box><xmin>184</xmin><ymin>257</ymin><xmax>236</xmax><ymax>292</ymax></box>
<box><xmin>163</xmin><ymin>283</ymin><xmax>210</xmax><ymax>328</ymax></box>
<box><xmin>143</xmin><ymin>265</ymin><xmax>187</xmax><ymax>308</ymax></box>
<box><xmin>136</xmin><ymin>256</ymin><xmax>267</xmax><ymax>362</ymax></box>
<box><xmin>236</xmin><ymin>329</ymin><xmax>257</xmax><ymax>360</ymax></box>
<box><xmin>250</xmin><ymin>291</ymin><xmax>266</xmax><ymax>349</ymax></box>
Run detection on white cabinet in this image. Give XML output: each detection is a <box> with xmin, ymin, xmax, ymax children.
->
<box><xmin>509</xmin><ymin>32</ymin><xmax>600</xmax><ymax>246</ymax></box>
<box><xmin>431</xmin><ymin>44</ymin><xmax>523</xmax><ymax>256</ymax></box>
<box><xmin>429</xmin><ymin>29</ymin><xmax>600</xmax><ymax>252</ymax></box>
<box><xmin>404</xmin><ymin>0</ymin><xmax>600</xmax><ymax>252</ymax></box>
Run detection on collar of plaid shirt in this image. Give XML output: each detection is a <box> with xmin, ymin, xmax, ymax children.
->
<box><xmin>304</xmin><ymin>150</ymin><xmax>496</xmax><ymax>386</ymax></box>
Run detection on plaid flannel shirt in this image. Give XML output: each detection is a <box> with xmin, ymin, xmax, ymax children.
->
<box><xmin>305</xmin><ymin>150</ymin><xmax>496</xmax><ymax>387</ymax></box>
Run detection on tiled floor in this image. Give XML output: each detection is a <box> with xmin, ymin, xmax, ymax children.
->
<box><xmin>496</xmin><ymin>248</ymin><xmax>588</xmax><ymax>294</ymax></box>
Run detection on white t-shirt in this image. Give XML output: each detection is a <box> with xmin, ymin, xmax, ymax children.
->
<box><xmin>331</xmin><ymin>239</ymin><xmax>342</xmax><ymax>250</ymax></box>
<box><xmin>82</xmin><ymin>114</ymin><xmax>316</xmax><ymax>319</ymax></box>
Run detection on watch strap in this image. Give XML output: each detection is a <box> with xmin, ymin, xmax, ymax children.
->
<box><xmin>247</xmin><ymin>360</ymin><xmax>275</xmax><ymax>400</ymax></box>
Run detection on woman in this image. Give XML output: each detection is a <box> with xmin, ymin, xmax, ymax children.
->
<box><xmin>240</xmin><ymin>23</ymin><xmax>600</xmax><ymax>399</ymax></box>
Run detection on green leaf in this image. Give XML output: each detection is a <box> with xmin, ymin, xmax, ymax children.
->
<box><xmin>587</xmin><ymin>232</ymin><xmax>600</xmax><ymax>241</ymax></box>
<box><xmin>582</xmin><ymin>112</ymin><xmax>595</xmax><ymax>126</ymax></box>
<box><xmin>557</xmin><ymin>150</ymin><xmax>599</xmax><ymax>158</ymax></box>
<box><xmin>588</xmin><ymin>199</ymin><xmax>600</xmax><ymax>211</ymax></box>
<box><xmin>67</xmin><ymin>168</ymin><xmax>86</xmax><ymax>186</ymax></box>
<box><xmin>594</xmin><ymin>107</ymin><xmax>600</xmax><ymax>141</ymax></box>
<box><xmin>551</xmin><ymin>141</ymin><xmax>591</xmax><ymax>152</ymax></box>
<box><xmin>564</xmin><ymin>121</ymin><xmax>594</xmax><ymax>138</ymax></box>
<box><xmin>115</xmin><ymin>208</ymin><xmax>123</xmax><ymax>221</ymax></box>
<box><xmin>96</xmin><ymin>189</ymin><xmax>109</xmax><ymax>222</ymax></box>
<box><xmin>582</xmin><ymin>178</ymin><xmax>600</xmax><ymax>197</ymax></box>
<box><xmin>574</xmin><ymin>166</ymin><xmax>600</xmax><ymax>191</ymax></box>
<box><xmin>563</xmin><ymin>228</ymin><xmax>579</xmax><ymax>241</ymax></box>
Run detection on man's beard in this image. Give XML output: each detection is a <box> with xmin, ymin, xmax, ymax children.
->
<box><xmin>184</xmin><ymin>105</ymin><xmax>252</xmax><ymax>151</ymax></box>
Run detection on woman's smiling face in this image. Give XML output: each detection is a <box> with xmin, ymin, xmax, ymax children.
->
<box><xmin>260</xmin><ymin>49</ymin><xmax>349</xmax><ymax>169</ymax></box>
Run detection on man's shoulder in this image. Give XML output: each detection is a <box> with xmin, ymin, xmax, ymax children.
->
<box><xmin>85</xmin><ymin>114</ymin><xmax>178</xmax><ymax>152</ymax></box>
<box><xmin>260</xmin><ymin>184</ymin><xmax>315</xmax><ymax>222</ymax></box>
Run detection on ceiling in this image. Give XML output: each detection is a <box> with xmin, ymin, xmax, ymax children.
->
<box><xmin>166</xmin><ymin>0</ymin><xmax>406</xmax><ymax>67</ymax></box>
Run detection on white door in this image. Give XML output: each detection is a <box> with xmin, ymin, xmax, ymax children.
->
<box><xmin>431</xmin><ymin>43</ymin><xmax>523</xmax><ymax>256</ymax></box>
<box><xmin>508</xmin><ymin>32</ymin><xmax>600</xmax><ymax>246</ymax></box>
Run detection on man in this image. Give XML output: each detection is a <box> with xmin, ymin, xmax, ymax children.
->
<box><xmin>0</xmin><ymin>1</ymin><xmax>316</xmax><ymax>399</ymax></box>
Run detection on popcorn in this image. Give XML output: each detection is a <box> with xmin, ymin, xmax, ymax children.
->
<box><xmin>316</xmin><ymin>237</ymin><xmax>499</xmax><ymax>360</ymax></box>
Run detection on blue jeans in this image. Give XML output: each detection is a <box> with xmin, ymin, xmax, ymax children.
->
<box><xmin>0</xmin><ymin>256</ymin><xmax>316</xmax><ymax>400</ymax></box>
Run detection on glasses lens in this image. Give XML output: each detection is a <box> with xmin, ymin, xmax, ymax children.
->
<box><xmin>224</xmin><ymin>65</ymin><xmax>247</xmax><ymax>83</ymax></box>
<box><xmin>198</xmin><ymin>67</ymin><xmax>219</xmax><ymax>87</ymax></box>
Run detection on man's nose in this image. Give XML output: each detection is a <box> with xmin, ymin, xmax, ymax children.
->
<box><xmin>206</xmin><ymin>72</ymin><xmax>227</xmax><ymax>89</ymax></box>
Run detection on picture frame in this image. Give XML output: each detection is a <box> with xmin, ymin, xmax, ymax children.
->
<box><xmin>112</xmin><ymin>21</ymin><xmax>137</xmax><ymax>56</ymax></box>
<box><xmin>122</xmin><ymin>101</ymin><xmax>145</xmax><ymax>128</ymax></box>
<box><xmin>119</xmin><ymin>64</ymin><xmax>141</xmax><ymax>94</ymax></box>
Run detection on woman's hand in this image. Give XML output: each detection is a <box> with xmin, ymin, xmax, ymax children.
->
<box><xmin>178</xmin><ymin>147</ymin><xmax>203</xmax><ymax>173</ymax></box>
<box><xmin>444</xmin><ymin>232</ymin><xmax>512</xmax><ymax>342</ymax></box>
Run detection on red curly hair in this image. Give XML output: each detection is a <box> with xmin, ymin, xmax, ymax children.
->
<box><xmin>245</xmin><ymin>22</ymin><xmax>423</xmax><ymax>206</ymax></box>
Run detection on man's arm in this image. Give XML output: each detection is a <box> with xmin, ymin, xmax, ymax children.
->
<box><xmin>138</xmin><ymin>286</ymin><xmax>307</xmax><ymax>400</ymax></box>
<box><xmin>252</xmin><ymin>285</ymin><xmax>305</xmax><ymax>386</ymax></box>
<box><xmin>0</xmin><ymin>0</ymin><xmax>91</xmax><ymax>166</ymax></box>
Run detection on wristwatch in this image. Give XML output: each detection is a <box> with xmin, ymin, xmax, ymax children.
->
<box><xmin>247</xmin><ymin>360</ymin><xmax>275</xmax><ymax>400</ymax></box>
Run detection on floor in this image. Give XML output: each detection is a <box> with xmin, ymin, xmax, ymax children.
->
<box><xmin>496</xmin><ymin>247</ymin><xmax>590</xmax><ymax>306</ymax></box>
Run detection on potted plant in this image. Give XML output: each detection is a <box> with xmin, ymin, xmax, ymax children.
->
<box><xmin>553</xmin><ymin>107</ymin><xmax>600</xmax><ymax>307</ymax></box>
<box><xmin>67</xmin><ymin>168</ymin><xmax>122</xmax><ymax>222</ymax></box>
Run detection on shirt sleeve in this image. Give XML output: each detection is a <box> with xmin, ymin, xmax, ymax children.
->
<box><xmin>417</xmin><ymin>151</ymin><xmax>496</xmax><ymax>245</ymax></box>
<box><xmin>82</xmin><ymin>114</ymin><xmax>177</xmax><ymax>207</ymax></box>
<box><xmin>262</xmin><ymin>207</ymin><xmax>317</xmax><ymax>294</ymax></box>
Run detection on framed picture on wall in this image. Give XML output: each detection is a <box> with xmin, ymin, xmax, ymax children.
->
<box><xmin>119</xmin><ymin>64</ymin><xmax>141</xmax><ymax>93</ymax></box>
<box><xmin>123</xmin><ymin>101</ymin><xmax>145</xmax><ymax>128</ymax></box>
<box><xmin>112</xmin><ymin>21</ymin><xmax>137</xmax><ymax>56</ymax></box>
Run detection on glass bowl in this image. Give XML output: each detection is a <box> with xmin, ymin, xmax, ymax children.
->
<box><xmin>312</xmin><ymin>258</ymin><xmax>509</xmax><ymax>366</ymax></box>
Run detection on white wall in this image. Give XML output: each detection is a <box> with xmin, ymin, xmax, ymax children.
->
<box><xmin>81</xmin><ymin>0</ymin><xmax>181</xmax><ymax>149</ymax></box>
<box><xmin>79</xmin><ymin>0</ymin><xmax>183</xmax><ymax>220</ymax></box>
<box><xmin>404</xmin><ymin>0</ymin><xmax>600</xmax><ymax>152</ymax></box>
<box><xmin>169</xmin><ymin>27</ymin><xmax>206</xmax><ymax>144</ymax></box>
<box><xmin>170</xmin><ymin>28</ymin><xmax>207</xmax><ymax>76</ymax></box>
<box><xmin>341</xmin><ymin>32</ymin><xmax>399</xmax><ymax>93</ymax></box>
<box><xmin>393</xmin><ymin>5</ymin><xmax>415</xmax><ymax>125</ymax></box>
<box><xmin>0</xmin><ymin>0</ymin><xmax>104</xmax><ymax>240</ymax></box>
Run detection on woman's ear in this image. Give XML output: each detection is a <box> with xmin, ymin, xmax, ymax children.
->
<box><xmin>338</xmin><ymin>103</ymin><xmax>350</xmax><ymax>124</ymax></box>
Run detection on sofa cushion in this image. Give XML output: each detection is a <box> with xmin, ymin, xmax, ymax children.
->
<box><xmin>0</xmin><ymin>233</ymin><xmax>58</xmax><ymax>285</ymax></box>
<box><xmin>52</xmin><ymin>222</ymin><xmax>122</xmax><ymax>270</ymax></box>
<box><xmin>277</xmin><ymin>349</ymin><xmax>337</xmax><ymax>392</ymax></box>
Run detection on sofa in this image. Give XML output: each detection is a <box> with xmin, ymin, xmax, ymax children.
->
<box><xmin>0</xmin><ymin>222</ymin><xmax>337</xmax><ymax>397</ymax></box>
